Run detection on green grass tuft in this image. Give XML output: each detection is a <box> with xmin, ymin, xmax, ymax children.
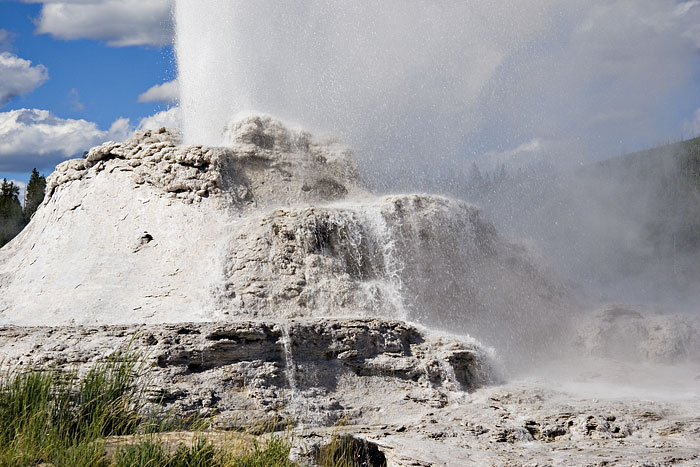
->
<box><xmin>0</xmin><ymin>350</ymin><xmax>142</xmax><ymax>466</ymax></box>
<box><xmin>112</xmin><ymin>435</ymin><xmax>295</xmax><ymax>467</ymax></box>
<box><xmin>0</xmin><ymin>351</ymin><xmax>299</xmax><ymax>466</ymax></box>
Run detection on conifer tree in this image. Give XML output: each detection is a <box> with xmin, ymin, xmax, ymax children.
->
<box><xmin>24</xmin><ymin>168</ymin><xmax>47</xmax><ymax>221</ymax></box>
<box><xmin>0</xmin><ymin>179</ymin><xmax>25</xmax><ymax>247</ymax></box>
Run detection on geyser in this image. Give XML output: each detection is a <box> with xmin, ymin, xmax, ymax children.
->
<box><xmin>1</xmin><ymin>3</ymin><xmax>700</xmax><ymax>463</ymax></box>
<box><xmin>0</xmin><ymin>115</ymin><xmax>569</xmax><ymax>368</ymax></box>
<box><xmin>175</xmin><ymin>1</ymin><xmax>700</xmax><ymax>195</ymax></box>
<box><xmin>174</xmin><ymin>0</ymin><xmax>557</xmax><ymax>185</ymax></box>
<box><xmin>171</xmin><ymin>0</ymin><xmax>700</xmax><ymax>378</ymax></box>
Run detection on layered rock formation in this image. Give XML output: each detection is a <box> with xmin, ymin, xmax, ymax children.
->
<box><xmin>0</xmin><ymin>319</ymin><xmax>494</xmax><ymax>427</ymax></box>
<box><xmin>1</xmin><ymin>320</ymin><xmax>699</xmax><ymax>466</ymax></box>
<box><xmin>0</xmin><ymin>115</ymin><xmax>567</xmax><ymax>364</ymax></box>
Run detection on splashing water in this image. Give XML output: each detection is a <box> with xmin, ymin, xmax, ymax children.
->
<box><xmin>353</xmin><ymin>203</ymin><xmax>408</xmax><ymax>321</ymax></box>
<box><xmin>174</xmin><ymin>1</ymin><xmax>700</xmax><ymax>387</ymax></box>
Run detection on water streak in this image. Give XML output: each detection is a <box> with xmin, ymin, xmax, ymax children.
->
<box><xmin>280</xmin><ymin>323</ymin><xmax>301</xmax><ymax>419</ymax></box>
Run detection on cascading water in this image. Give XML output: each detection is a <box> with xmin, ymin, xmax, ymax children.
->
<box><xmin>347</xmin><ymin>203</ymin><xmax>408</xmax><ymax>321</ymax></box>
<box><xmin>173</xmin><ymin>1</ymin><xmax>567</xmax><ymax>366</ymax></box>
<box><xmin>1</xmin><ymin>3</ymin><xmax>698</xmax><ymax>463</ymax></box>
<box><xmin>280</xmin><ymin>323</ymin><xmax>302</xmax><ymax>420</ymax></box>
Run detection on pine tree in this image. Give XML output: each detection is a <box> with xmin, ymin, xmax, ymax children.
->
<box><xmin>0</xmin><ymin>179</ymin><xmax>25</xmax><ymax>247</ymax></box>
<box><xmin>24</xmin><ymin>168</ymin><xmax>47</xmax><ymax>221</ymax></box>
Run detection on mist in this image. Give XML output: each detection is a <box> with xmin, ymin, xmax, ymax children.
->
<box><xmin>176</xmin><ymin>1</ymin><xmax>699</xmax><ymax>181</ymax></box>
<box><xmin>462</xmin><ymin>141</ymin><xmax>700</xmax><ymax>309</ymax></box>
<box><xmin>175</xmin><ymin>1</ymin><xmax>700</xmax><ymax>370</ymax></box>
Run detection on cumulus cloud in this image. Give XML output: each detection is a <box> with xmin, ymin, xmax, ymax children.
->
<box><xmin>137</xmin><ymin>79</ymin><xmax>179</xmax><ymax>103</ymax></box>
<box><xmin>138</xmin><ymin>107</ymin><xmax>181</xmax><ymax>130</ymax></box>
<box><xmin>0</xmin><ymin>107</ymin><xmax>186</xmax><ymax>172</ymax></box>
<box><xmin>0</xmin><ymin>108</ymin><xmax>130</xmax><ymax>171</ymax></box>
<box><xmin>0</xmin><ymin>52</ymin><xmax>49</xmax><ymax>107</ymax></box>
<box><xmin>25</xmin><ymin>0</ymin><xmax>173</xmax><ymax>47</ymax></box>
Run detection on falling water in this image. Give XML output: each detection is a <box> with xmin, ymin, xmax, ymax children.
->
<box><xmin>356</xmin><ymin>205</ymin><xmax>407</xmax><ymax>321</ymax></box>
<box><xmin>174</xmin><ymin>1</ymin><xmax>700</xmax><ymax>389</ymax></box>
<box><xmin>280</xmin><ymin>323</ymin><xmax>301</xmax><ymax>419</ymax></box>
<box><xmin>438</xmin><ymin>359</ymin><xmax>460</xmax><ymax>393</ymax></box>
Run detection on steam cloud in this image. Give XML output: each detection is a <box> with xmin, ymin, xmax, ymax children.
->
<box><xmin>175</xmin><ymin>0</ymin><xmax>700</xmax><ymax>186</ymax></box>
<box><xmin>175</xmin><ymin>0</ymin><xmax>700</xmax><ymax>306</ymax></box>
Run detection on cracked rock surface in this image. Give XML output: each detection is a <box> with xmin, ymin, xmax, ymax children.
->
<box><xmin>1</xmin><ymin>320</ymin><xmax>698</xmax><ymax>466</ymax></box>
<box><xmin>0</xmin><ymin>319</ymin><xmax>494</xmax><ymax>427</ymax></box>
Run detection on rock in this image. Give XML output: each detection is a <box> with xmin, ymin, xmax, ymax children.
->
<box><xmin>0</xmin><ymin>115</ymin><xmax>568</xmax><ymax>368</ymax></box>
<box><xmin>576</xmin><ymin>305</ymin><xmax>700</xmax><ymax>363</ymax></box>
<box><xmin>3</xmin><ymin>115</ymin><xmax>692</xmax><ymax>465</ymax></box>
<box><xmin>0</xmin><ymin>319</ymin><xmax>494</xmax><ymax>427</ymax></box>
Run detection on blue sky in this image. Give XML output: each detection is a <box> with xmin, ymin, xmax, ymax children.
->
<box><xmin>0</xmin><ymin>0</ymin><xmax>176</xmax><ymax>188</ymax></box>
<box><xmin>1</xmin><ymin>0</ymin><xmax>699</xmax><ymax>193</ymax></box>
<box><xmin>1</xmin><ymin>2</ymin><xmax>174</xmax><ymax>127</ymax></box>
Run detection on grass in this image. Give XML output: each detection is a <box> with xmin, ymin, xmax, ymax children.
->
<box><xmin>0</xmin><ymin>350</ymin><xmax>141</xmax><ymax>466</ymax></box>
<box><xmin>0</xmin><ymin>351</ymin><xmax>298</xmax><ymax>467</ymax></box>
<box><xmin>112</xmin><ymin>435</ymin><xmax>295</xmax><ymax>467</ymax></box>
<box><xmin>316</xmin><ymin>433</ymin><xmax>386</xmax><ymax>467</ymax></box>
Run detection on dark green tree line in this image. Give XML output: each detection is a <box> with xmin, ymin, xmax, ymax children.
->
<box><xmin>0</xmin><ymin>169</ymin><xmax>46</xmax><ymax>248</ymax></box>
<box><xmin>0</xmin><ymin>179</ymin><xmax>23</xmax><ymax>247</ymax></box>
<box><xmin>24</xmin><ymin>168</ymin><xmax>47</xmax><ymax>221</ymax></box>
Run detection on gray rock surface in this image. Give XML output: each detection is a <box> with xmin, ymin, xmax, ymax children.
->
<box><xmin>1</xmin><ymin>320</ymin><xmax>698</xmax><ymax>466</ymax></box>
<box><xmin>0</xmin><ymin>115</ymin><xmax>568</xmax><ymax>367</ymax></box>
<box><xmin>0</xmin><ymin>319</ymin><xmax>494</xmax><ymax>427</ymax></box>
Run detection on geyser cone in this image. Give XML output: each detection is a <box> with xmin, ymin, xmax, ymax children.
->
<box><xmin>0</xmin><ymin>115</ymin><xmax>568</xmax><ymax>367</ymax></box>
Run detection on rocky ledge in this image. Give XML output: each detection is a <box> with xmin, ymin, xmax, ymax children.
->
<box><xmin>44</xmin><ymin>115</ymin><xmax>364</xmax><ymax>207</ymax></box>
<box><xmin>0</xmin><ymin>318</ymin><xmax>494</xmax><ymax>429</ymax></box>
<box><xmin>1</xmin><ymin>319</ymin><xmax>699</xmax><ymax>466</ymax></box>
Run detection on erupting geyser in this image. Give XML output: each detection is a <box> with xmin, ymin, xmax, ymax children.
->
<box><xmin>1</xmin><ymin>1</ymin><xmax>699</xmax><ymax>464</ymax></box>
<box><xmin>174</xmin><ymin>0</ymin><xmax>556</xmax><ymax>184</ymax></box>
<box><xmin>0</xmin><ymin>114</ymin><xmax>568</xmax><ymax>367</ymax></box>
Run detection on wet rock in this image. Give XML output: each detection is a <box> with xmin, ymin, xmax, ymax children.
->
<box><xmin>0</xmin><ymin>319</ymin><xmax>493</xmax><ymax>427</ymax></box>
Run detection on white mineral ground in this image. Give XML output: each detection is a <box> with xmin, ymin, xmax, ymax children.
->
<box><xmin>0</xmin><ymin>116</ymin><xmax>698</xmax><ymax>465</ymax></box>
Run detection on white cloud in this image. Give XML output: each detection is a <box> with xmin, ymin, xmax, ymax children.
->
<box><xmin>137</xmin><ymin>79</ymin><xmax>178</xmax><ymax>103</ymax></box>
<box><xmin>0</xmin><ymin>107</ymin><xmax>184</xmax><ymax>172</ymax></box>
<box><xmin>25</xmin><ymin>0</ymin><xmax>174</xmax><ymax>47</ymax></box>
<box><xmin>0</xmin><ymin>108</ymin><xmax>131</xmax><ymax>171</ymax></box>
<box><xmin>0</xmin><ymin>52</ymin><xmax>49</xmax><ymax>107</ymax></box>
<box><xmin>138</xmin><ymin>107</ymin><xmax>181</xmax><ymax>130</ymax></box>
<box><xmin>67</xmin><ymin>88</ymin><xmax>84</xmax><ymax>112</ymax></box>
